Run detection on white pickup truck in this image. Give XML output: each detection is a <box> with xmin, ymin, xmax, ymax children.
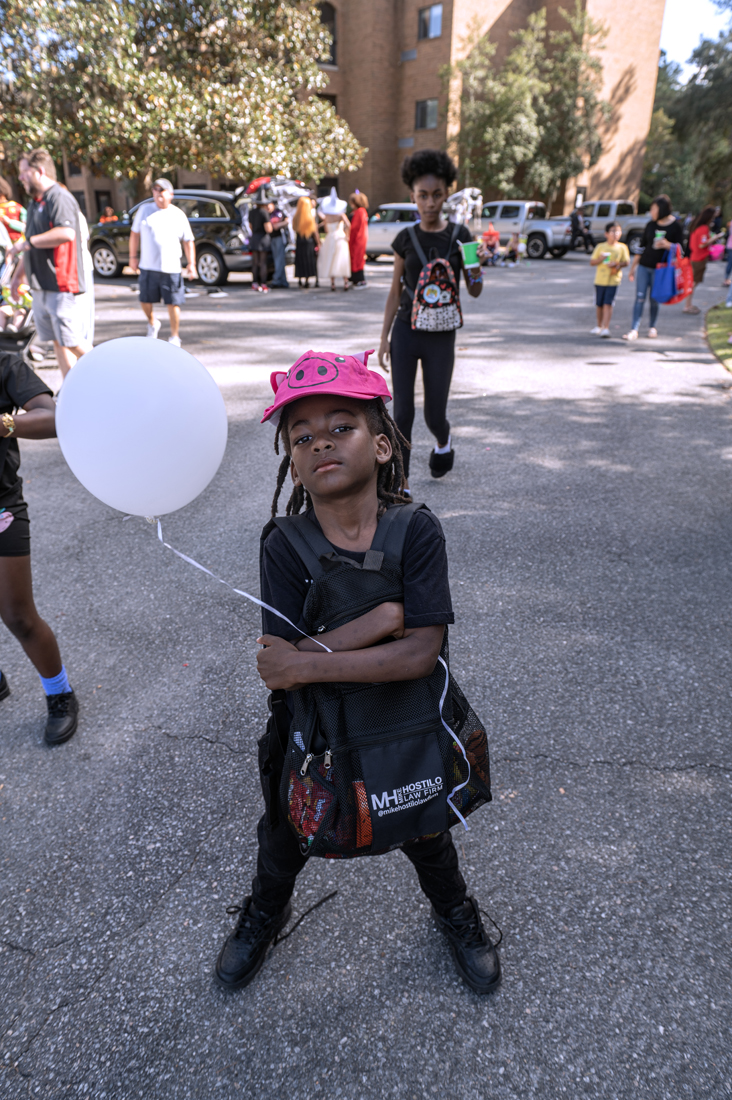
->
<box><xmin>578</xmin><ymin>199</ymin><xmax>651</xmax><ymax>254</ymax></box>
<box><xmin>481</xmin><ymin>200</ymin><xmax>573</xmax><ymax>259</ymax></box>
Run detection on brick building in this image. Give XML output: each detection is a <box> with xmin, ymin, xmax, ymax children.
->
<box><xmin>51</xmin><ymin>0</ymin><xmax>666</xmax><ymax>220</ymax></box>
<box><xmin>321</xmin><ymin>0</ymin><xmax>666</xmax><ymax>212</ymax></box>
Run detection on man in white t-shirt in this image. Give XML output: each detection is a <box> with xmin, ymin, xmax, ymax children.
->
<box><xmin>129</xmin><ymin>179</ymin><xmax>196</xmax><ymax>347</ymax></box>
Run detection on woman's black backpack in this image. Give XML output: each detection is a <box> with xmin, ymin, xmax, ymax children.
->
<box><xmin>259</xmin><ymin>502</ymin><xmax>491</xmax><ymax>859</ymax></box>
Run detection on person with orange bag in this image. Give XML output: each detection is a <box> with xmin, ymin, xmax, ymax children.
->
<box><xmin>684</xmin><ymin>205</ymin><xmax>724</xmax><ymax>316</ymax></box>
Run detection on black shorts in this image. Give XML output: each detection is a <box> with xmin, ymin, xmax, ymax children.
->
<box><xmin>139</xmin><ymin>268</ymin><xmax>186</xmax><ymax>306</ymax></box>
<box><xmin>0</xmin><ymin>504</ymin><xmax>30</xmax><ymax>556</ymax></box>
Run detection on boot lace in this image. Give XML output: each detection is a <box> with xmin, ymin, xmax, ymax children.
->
<box><xmin>441</xmin><ymin>899</ymin><xmax>503</xmax><ymax>947</ymax></box>
<box><xmin>47</xmin><ymin>692</ymin><xmax>73</xmax><ymax>717</ymax></box>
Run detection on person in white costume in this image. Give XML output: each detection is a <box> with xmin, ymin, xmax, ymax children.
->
<box><xmin>317</xmin><ymin>188</ymin><xmax>351</xmax><ymax>291</ymax></box>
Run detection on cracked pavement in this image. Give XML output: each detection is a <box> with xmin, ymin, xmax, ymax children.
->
<box><xmin>1</xmin><ymin>254</ymin><xmax>731</xmax><ymax>1099</ymax></box>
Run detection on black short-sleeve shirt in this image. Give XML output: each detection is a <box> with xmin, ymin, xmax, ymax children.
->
<box><xmin>392</xmin><ymin>222</ymin><xmax>474</xmax><ymax>323</ymax></box>
<box><xmin>248</xmin><ymin>207</ymin><xmax>271</xmax><ymax>250</ymax></box>
<box><xmin>260</xmin><ymin>507</ymin><xmax>454</xmax><ymax>641</ymax></box>
<box><xmin>0</xmin><ymin>352</ymin><xmax>53</xmax><ymax>510</ymax></box>
<box><xmin>25</xmin><ymin>183</ymin><xmax>86</xmax><ymax>294</ymax></box>
<box><xmin>639</xmin><ymin>218</ymin><xmax>683</xmax><ymax>269</ymax></box>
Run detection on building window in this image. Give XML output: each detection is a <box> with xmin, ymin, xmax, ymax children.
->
<box><xmin>418</xmin><ymin>3</ymin><xmax>442</xmax><ymax>40</ymax></box>
<box><xmin>71</xmin><ymin>190</ymin><xmax>87</xmax><ymax>216</ymax></box>
<box><xmin>319</xmin><ymin>2</ymin><xmax>337</xmax><ymax>65</ymax></box>
<box><xmin>318</xmin><ymin>93</ymin><xmax>338</xmax><ymax>111</ymax></box>
<box><xmin>317</xmin><ymin>175</ymin><xmax>338</xmax><ymax>197</ymax></box>
<box><xmin>95</xmin><ymin>190</ymin><xmax>113</xmax><ymax>217</ymax></box>
<box><xmin>415</xmin><ymin>98</ymin><xmax>438</xmax><ymax>130</ymax></box>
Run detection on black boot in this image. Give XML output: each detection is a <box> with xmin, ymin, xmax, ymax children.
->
<box><xmin>215</xmin><ymin>896</ymin><xmax>292</xmax><ymax>990</ymax></box>
<box><xmin>429</xmin><ymin>447</ymin><xmax>455</xmax><ymax>479</ymax></box>
<box><xmin>44</xmin><ymin>690</ymin><xmax>79</xmax><ymax>746</ymax></box>
<box><xmin>433</xmin><ymin>896</ymin><xmax>501</xmax><ymax>994</ymax></box>
<box><xmin>0</xmin><ymin>671</ymin><xmax>9</xmax><ymax>701</ymax></box>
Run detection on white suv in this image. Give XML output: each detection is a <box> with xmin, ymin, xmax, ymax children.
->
<box><xmin>366</xmin><ymin>203</ymin><xmax>419</xmax><ymax>258</ymax></box>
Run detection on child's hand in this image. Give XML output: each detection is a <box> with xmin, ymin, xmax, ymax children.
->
<box><xmin>256</xmin><ymin>635</ymin><xmax>308</xmax><ymax>690</ymax></box>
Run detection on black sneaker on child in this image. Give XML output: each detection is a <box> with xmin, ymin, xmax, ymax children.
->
<box><xmin>429</xmin><ymin>448</ymin><xmax>455</xmax><ymax>479</ymax></box>
<box><xmin>433</xmin><ymin>896</ymin><xmax>501</xmax><ymax>994</ymax></box>
<box><xmin>44</xmin><ymin>690</ymin><xmax>79</xmax><ymax>746</ymax></box>
<box><xmin>0</xmin><ymin>671</ymin><xmax>9</xmax><ymax>701</ymax></box>
<box><xmin>215</xmin><ymin>896</ymin><xmax>292</xmax><ymax>990</ymax></box>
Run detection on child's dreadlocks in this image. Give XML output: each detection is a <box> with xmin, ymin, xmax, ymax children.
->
<box><xmin>270</xmin><ymin>398</ymin><xmax>410</xmax><ymax>518</ymax></box>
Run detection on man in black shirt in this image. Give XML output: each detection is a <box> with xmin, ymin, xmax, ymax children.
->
<box><xmin>9</xmin><ymin>149</ymin><xmax>89</xmax><ymax>379</ymax></box>
<box><xmin>268</xmin><ymin>202</ymin><xmax>290</xmax><ymax>289</ymax></box>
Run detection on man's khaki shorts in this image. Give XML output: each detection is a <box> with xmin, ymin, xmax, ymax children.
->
<box><xmin>34</xmin><ymin>290</ymin><xmax>84</xmax><ymax>346</ymax></box>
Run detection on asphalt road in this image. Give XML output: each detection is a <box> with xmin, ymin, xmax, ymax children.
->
<box><xmin>1</xmin><ymin>252</ymin><xmax>731</xmax><ymax>1100</ymax></box>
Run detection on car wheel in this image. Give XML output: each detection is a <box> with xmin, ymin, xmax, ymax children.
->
<box><xmin>91</xmin><ymin>244</ymin><xmax>123</xmax><ymax>278</ymax></box>
<box><xmin>196</xmin><ymin>247</ymin><xmax>228</xmax><ymax>286</ymax></box>
<box><xmin>526</xmin><ymin>234</ymin><xmax>548</xmax><ymax>260</ymax></box>
<box><xmin>549</xmin><ymin>246</ymin><xmax>568</xmax><ymax>258</ymax></box>
<box><xmin>626</xmin><ymin>231</ymin><xmax>644</xmax><ymax>256</ymax></box>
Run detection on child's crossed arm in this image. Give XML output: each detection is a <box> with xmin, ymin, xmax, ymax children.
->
<box><xmin>256</xmin><ymin>601</ymin><xmax>444</xmax><ymax>690</ymax></box>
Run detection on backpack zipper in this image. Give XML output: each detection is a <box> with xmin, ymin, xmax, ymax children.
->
<box><xmin>299</xmin><ymin>747</ymin><xmax>333</xmax><ymax>777</ymax></box>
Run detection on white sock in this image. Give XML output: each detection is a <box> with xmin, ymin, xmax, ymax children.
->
<box><xmin>434</xmin><ymin>435</ymin><xmax>452</xmax><ymax>455</ymax></box>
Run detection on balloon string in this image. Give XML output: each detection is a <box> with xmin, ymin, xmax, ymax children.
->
<box><xmin>154</xmin><ymin>519</ymin><xmax>332</xmax><ymax>652</ymax></box>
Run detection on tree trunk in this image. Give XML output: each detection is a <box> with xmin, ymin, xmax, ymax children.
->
<box><xmin>133</xmin><ymin>167</ymin><xmax>153</xmax><ymax>203</ymax></box>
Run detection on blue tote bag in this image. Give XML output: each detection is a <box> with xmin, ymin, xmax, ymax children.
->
<box><xmin>652</xmin><ymin>244</ymin><xmax>680</xmax><ymax>304</ymax></box>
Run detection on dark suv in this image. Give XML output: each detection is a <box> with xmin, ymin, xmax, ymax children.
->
<box><xmin>88</xmin><ymin>189</ymin><xmax>290</xmax><ymax>286</ymax></box>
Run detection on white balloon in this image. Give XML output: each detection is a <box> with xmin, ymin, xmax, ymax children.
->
<box><xmin>56</xmin><ymin>337</ymin><xmax>228</xmax><ymax>516</ymax></box>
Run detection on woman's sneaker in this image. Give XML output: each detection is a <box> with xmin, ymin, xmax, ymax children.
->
<box><xmin>429</xmin><ymin>448</ymin><xmax>455</xmax><ymax>479</ymax></box>
<box><xmin>215</xmin><ymin>896</ymin><xmax>292</xmax><ymax>990</ymax></box>
<box><xmin>433</xmin><ymin>896</ymin><xmax>501</xmax><ymax>994</ymax></box>
<box><xmin>590</xmin><ymin>326</ymin><xmax>602</xmax><ymax>335</ymax></box>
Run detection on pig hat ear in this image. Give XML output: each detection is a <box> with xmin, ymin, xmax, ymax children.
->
<box><xmin>261</xmin><ymin>349</ymin><xmax>391</xmax><ymax>424</ymax></box>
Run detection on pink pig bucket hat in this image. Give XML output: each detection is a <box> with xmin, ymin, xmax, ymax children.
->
<box><xmin>261</xmin><ymin>350</ymin><xmax>392</xmax><ymax>424</ymax></box>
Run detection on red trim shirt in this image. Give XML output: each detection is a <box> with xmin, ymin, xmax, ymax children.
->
<box><xmin>25</xmin><ymin>184</ymin><xmax>86</xmax><ymax>294</ymax></box>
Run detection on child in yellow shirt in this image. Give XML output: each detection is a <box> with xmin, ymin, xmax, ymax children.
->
<box><xmin>590</xmin><ymin>222</ymin><xmax>630</xmax><ymax>337</ymax></box>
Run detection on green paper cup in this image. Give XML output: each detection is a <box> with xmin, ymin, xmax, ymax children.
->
<box><xmin>459</xmin><ymin>240</ymin><xmax>480</xmax><ymax>268</ymax></box>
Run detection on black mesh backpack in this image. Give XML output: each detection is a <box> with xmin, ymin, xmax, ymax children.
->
<box><xmin>259</xmin><ymin>502</ymin><xmax>491</xmax><ymax>859</ymax></box>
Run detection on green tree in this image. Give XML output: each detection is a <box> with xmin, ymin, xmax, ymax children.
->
<box><xmin>449</xmin><ymin>12</ymin><xmax>548</xmax><ymax>193</ymax></box>
<box><xmin>675</xmin><ymin>30</ymin><xmax>732</xmax><ymax>209</ymax></box>
<box><xmin>533</xmin><ymin>2</ymin><xmax>609</xmax><ymax>196</ymax></box>
<box><xmin>447</xmin><ymin>2</ymin><xmax>608</xmax><ymax>202</ymax></box>
<box><xmin>639</xmin><ymin>54</ymin><xmax>707</xmax><ymax>213</ymax></box>
<box><xmin>0</xmin><ymin>0</ymin><xmax>364</xmax><ymax>198</ymax></box>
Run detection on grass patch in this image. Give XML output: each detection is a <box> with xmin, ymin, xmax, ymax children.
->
<box><xmin>706</xmin><ymin>303</ymin><xmax>732</xmax><ymax>372</ymax></box>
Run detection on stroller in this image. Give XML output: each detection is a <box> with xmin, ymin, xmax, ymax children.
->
<box><xmin>0</xmin><ymin>241</ymin><xmax>38</xmax><ymax>366</ymax></box>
